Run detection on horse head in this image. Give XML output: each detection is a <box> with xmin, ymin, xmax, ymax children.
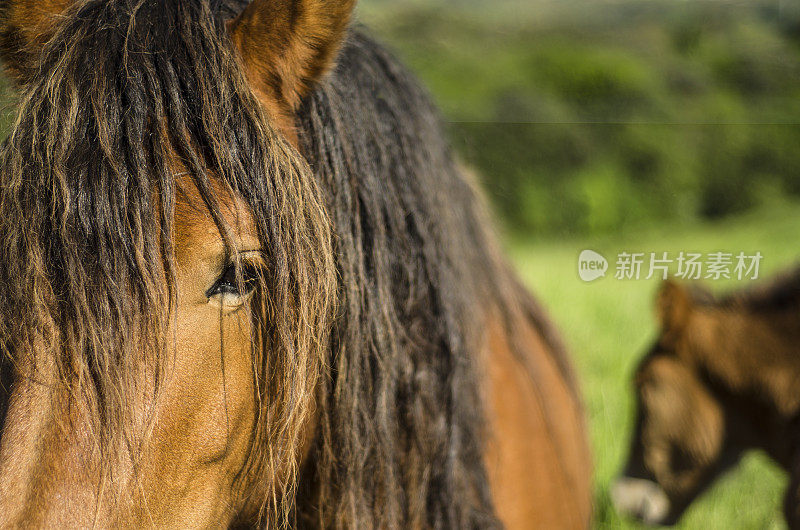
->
<box><xmin>0</xmin><ymin>0</ymin><xmax>351</xmax><ymax>526</ymax></box>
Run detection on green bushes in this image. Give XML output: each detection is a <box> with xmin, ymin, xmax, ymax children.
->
<box><xmin>362</xmin><ymin>0</ymin><xmax>800</xmax><ymax>237</ymax></box>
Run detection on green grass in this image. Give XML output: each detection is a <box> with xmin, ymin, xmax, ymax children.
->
<box><xmin>509</xmin><ymin>203</ymin><xmax>800</xmax><ymax>529</ymax></box>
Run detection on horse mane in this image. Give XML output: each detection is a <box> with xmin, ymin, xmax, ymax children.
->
<box><xmin>0</xmin><ymin>0</ymin><xmax>576</xmax><ymax>527</ymax></box>
<box><xmin>294</xmin><ymin>28</ymin><xmax>577</xmax><ymax>528</ymax></box>
<box><xmin>0</xmin><ymin>0</ymin><xmax>335</xmax><ymax>521</ymax></box>
<box><xmin>718</xmin><ymin>266</ymin><xmax>800</xmax><ymax>312</ymax></box>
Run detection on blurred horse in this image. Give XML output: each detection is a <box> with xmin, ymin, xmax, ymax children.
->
<box><xmin>614</xmin><ymin>274</ymin><xmax>800</xmax><ymax>527</ymax></box>
<box><xmin>0</xmin><ymin>0</ymin><xmax>591</xmax><ymax>527</ymax></box>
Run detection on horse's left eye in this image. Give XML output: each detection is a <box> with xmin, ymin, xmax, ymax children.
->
<box><xmin>207</xmin><ymin>262</ymin><xmax>261</xmax><ymax>306</ymax></box>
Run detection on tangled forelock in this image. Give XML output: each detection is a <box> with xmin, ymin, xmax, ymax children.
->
<box><xmin>0</xmin><ymin>0</ymin><xmax>335</xmax><ymax>520</ymax></box>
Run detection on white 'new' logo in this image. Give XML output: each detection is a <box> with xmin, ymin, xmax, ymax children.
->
<box><xmin>578</xmin><ymin>250</ymin><xmax>608</xmax><ymax>282</ymax></box>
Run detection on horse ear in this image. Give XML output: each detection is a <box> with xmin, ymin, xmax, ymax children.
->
<box><xmin>227</xmin><ymin>0</ymin><xmax>355</xmax><ymax>137</ymax></box>
<box><xmin>0</xmin><ymin>0</ymin><xmax>74</xmax><ymax>83</ymax></box>
<box><xmin>657</xmin><ymin>280</ymin><xmax>692</xmax><ymax>337</ymax></box>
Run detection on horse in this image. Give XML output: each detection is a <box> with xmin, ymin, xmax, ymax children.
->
<box><xmin>613</xmin><ymin>274</ymin><xmax>800</xmax><ymax>527</ymax></box>
<box><xmin>0</xmin><ymin>0</ymin><xmax>591</xmax><ymax>527</ymax></box>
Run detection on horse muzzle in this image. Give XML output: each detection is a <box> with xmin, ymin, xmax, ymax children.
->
<box><xmin>611</xmin><ymin>476</ymin><xmax>672</xmax><ymax>526</ymax></box>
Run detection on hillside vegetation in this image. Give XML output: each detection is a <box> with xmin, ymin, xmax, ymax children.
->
<box><xmin>359</xmin><ymin>0</ymin><xmax>800</xmax><ymax>237</ymax></box>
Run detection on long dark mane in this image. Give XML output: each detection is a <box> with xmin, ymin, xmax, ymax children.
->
<box><xmin>296</xmin><ymin>30</ymin><xmax>499</xmax><ymax>529</ymax></box>
<box><xmin>295</xmin><ymin>29</ymin><xmax>576</xmax><ymax>528</ymax></box>
<box><xmin>0</xmin><ymin>1</ymin><xmax>575</xmax><ymax>527</ymax></box>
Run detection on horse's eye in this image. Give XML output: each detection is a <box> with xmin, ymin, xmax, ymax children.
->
<box><xmin>207</xmin><ymin>262</ymin><xmax>261</xmax><ymax>307</ymax></box>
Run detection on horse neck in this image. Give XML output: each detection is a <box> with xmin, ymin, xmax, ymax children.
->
<box><xmin>688</xmin><ymin>307</ymin><xmax>800</xmax><ymax>463</ymax></box>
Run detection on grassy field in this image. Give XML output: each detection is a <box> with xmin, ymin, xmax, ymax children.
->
<box><xmin>509</xmin><ymin>203</ymin><xmax>800</xmax><ymax>529</ymax></box>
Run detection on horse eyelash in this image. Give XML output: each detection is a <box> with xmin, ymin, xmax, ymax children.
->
<box><xmin>206</xmin><ymin>260</ymin><xmax>263</xmax><ymax>298</ymax></box>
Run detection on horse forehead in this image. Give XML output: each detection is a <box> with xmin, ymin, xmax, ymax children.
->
<box><xmin>173</xmin><ymin>178</ymin><xmax>259</xmax><ymax>266</ymax></box>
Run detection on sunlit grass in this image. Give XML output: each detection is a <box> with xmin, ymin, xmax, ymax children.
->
<box><xmin>509</xmin><ymin>203</ymin><xmax>800</xmax><ymax>529</ymax></box>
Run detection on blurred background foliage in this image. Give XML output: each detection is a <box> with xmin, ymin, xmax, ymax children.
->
<box><xmin>359</xmin><ymin>0</ymin><xmax>800</xmax><ymax>238</ymax></box>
